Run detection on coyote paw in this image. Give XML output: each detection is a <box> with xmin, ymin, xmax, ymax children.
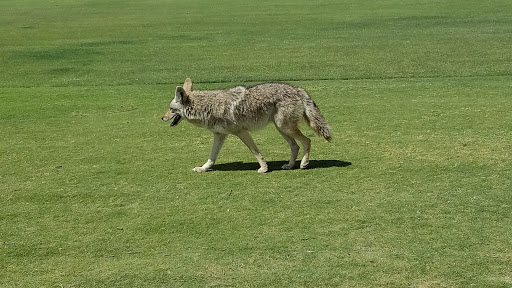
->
<box><xmin>192</xmin><ymin>167</ymin><xmax>208</xmax><ymax>172</ymax></box>
<box><xmin>300</xmin><ymin>161</ymin><xmax>309</xmax><ymax>169</ymax></box>
<box><xmin>258</xmin><ymin>167</ymin><xmax>268</xmax><ymax>173</ymax></box>
<box><xmin>281</xmin><ymin>163</ymin><xmax>295</xmax><ymax>170</ymax></box>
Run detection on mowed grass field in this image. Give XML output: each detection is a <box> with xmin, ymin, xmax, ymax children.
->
<box><xmin>1</xmin><ymin>0</ymin><xmax>512</xmax><ymax>287</ymax></box>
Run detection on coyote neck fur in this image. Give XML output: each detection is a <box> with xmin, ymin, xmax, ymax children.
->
<box><xmin>182</xmin><ymin>96</ymin><xmax>212</xmax><ymax>125</ymax></box>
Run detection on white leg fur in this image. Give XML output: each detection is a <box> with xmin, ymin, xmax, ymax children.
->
<box><xmin>193</xmin><ymin>133</ymin><xmax>228</xmax><ymax>172</ymax></box>
<box><xmin>297</xmin><ymin>135</ymin><xmax>311</xmax><ymax>169</ymax></box>
<box><xmin>235</xmin><ymin>130</ymin><xmax>268</xmax><ymax>173</ymax></box>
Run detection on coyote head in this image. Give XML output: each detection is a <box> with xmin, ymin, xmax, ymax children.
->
<box><xmin>162</xmin><ymin>78</ymin><xmax>192</xmax><ymax>126</ymax></box>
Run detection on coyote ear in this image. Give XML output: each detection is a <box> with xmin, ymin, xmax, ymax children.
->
<box><xmin>183</xmin><ymin>78</ymin><xmax>193</xmax><ymax>92</ymax></box>
<box><xmin>175</xmin><ymin>86</ymin><xmax>188</xmax><ymax>103</ymax></box>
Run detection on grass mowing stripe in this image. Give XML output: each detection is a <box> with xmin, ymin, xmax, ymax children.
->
<box><xmin>1</xmin><ymin>0</ymin><xmax>511</xmax><ymax>88</ymax></box>
<box><xmin>2</xmin><ymin>78</ymin><xmax>511</xmax><ymax>287</ymax></box>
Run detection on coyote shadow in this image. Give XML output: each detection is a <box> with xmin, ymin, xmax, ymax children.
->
<box><xmin>214</xmin><ymin>160</ymin><xmax>352</xmax><ymax>172</ymax></box>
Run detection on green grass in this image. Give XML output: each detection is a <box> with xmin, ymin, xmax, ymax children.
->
<box><xmin>1</xmin><ymin>0</ymin><xmax>512</xmax><ymax>287</ymax></box>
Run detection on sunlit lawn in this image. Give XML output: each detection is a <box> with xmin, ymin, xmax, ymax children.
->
<box><xmin>1</xmin><ymin>0</ymin><xmax>511</xmax><ymax>287</ymax></box>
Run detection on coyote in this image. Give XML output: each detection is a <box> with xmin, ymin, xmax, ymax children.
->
<box><xmin>162</xmin><ymin>78</ymin><xmax>331</xmax><ymax>173</ymax></box>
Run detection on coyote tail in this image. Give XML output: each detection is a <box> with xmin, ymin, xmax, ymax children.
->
<box><xmin>299</xmin><ymin>88</ymin><xmax>332</xmax><ymax>142</ymax></box>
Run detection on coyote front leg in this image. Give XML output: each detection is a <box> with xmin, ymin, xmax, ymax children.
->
<box><xmin>193</xmin><ymin>133</ymin><xmax>228</xmax><ymax>172</ymax></box>
<box><xmin>235</xmin><ymin>130</ymin><xmax>268</xmax><ymax>173</ymax></box>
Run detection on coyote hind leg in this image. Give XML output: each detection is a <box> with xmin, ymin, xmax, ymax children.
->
<box><xmin>277</xmin><ymin>128</ymin><xmax>311</xmax><ymax>169</ymax></box>
<box><xmin>275</xmin><ymin>127</ymin><xmax>299</xmax><ymax>169</ymax></box>
<box><xmin>296</xmin><ymin>131</ymin><xmax>312</xmax><ymax>169</ymax></box>
<box><xmin>275</xmin><ymin>116</ymin><xmax>312</xmax><ymax>169</ymax></box>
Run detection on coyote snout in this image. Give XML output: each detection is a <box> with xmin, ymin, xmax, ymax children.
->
<box><xmin>161</xmin><ymin>111</ymin><xmax>171</xmax><ymax>122</ymax></box>
<box><xmin>161</xmin><ymin>102</ymin><xmax>183</xmax><ymax>126</ymax></box>
<box><xmin>163</xmin><ymin>78</ymin><xmax>331</xmax><ymax>173</ymax></box>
